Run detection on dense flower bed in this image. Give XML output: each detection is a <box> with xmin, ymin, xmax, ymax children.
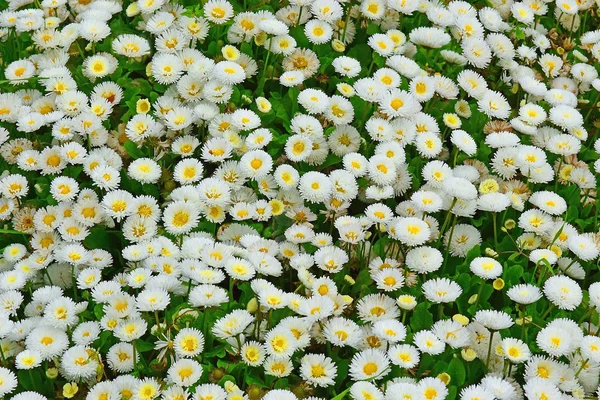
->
<box><xmin>0</xmin><ymin>0</ymin><xmax>600</xmax><ymax>399</ymax></box>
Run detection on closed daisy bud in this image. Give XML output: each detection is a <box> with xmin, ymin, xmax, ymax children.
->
<box><xmin>461</xmin><ymin>348</ymin><xmax>477</xmax><ymax>362</ymax></box>
<box><xmin>255</xmin><ymin>97</ymin><xmax>272</xmax><ymax>113</ymax></box>
<box><xmin>46</xmin><ymin>367</ymin><xmax>59</xmax><ymax>379</ymax></box>
<box><xmin>332</xmin><ymin>39</ymin><xmax>345</xmax><ymax>52</ymax></box>
<box><xmin>453</xmin><ymin>314</ymin><xmax>469</xmax><ymax>326</ymax></box>
<box><xmin>437</xmin><ymin>372</ymin><xmax>451</xmax><ymax>385</ymax></box>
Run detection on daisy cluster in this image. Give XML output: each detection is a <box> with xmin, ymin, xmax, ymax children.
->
<box><xmin>0</xmin><ymin>0</ymin><xmax>600</xmax><ymax>399</ymax></box>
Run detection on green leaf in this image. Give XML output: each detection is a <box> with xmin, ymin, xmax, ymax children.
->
<box><xmin>244</xmin><ymin>372</ymin><xmax>266</xmax><ymax>387</ymax></box>
<box><xmin>124</xmin><ymin>140</ymin><xmax>144</xmax><ymax>159</ymax></box>
<box><xmin>410</xmin><ymin>302</ymin><xmax>433</xmax><ymax>331</ymax></box>
<box><xmin>274</xmin><ymin>378</ymin><xmax>289</xmax><ymax>389</ymax></box>
<box><xmin>135</xmin><ymin>340</ymin><xmax>155</xmax><ymax>352</ymax></box>
<box><xmin>331</xmin><ymin>388</ymin><xmax>350</xmax><ymax>400</ymax></box>
<box><xmin>505</xmin><ymin>264</ymin><xmax>524</xmax><ymax>284</ymax></box>
<box><xmin>84</xmin><ymin>226</ymin><xmax>113</xmax><ymax>250</ymax></box>
<box><xmin>448</xmin><ymin>358</ymin><xmax>466</xmax><ymax>386</ymax></box>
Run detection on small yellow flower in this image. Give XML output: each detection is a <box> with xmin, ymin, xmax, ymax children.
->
<box><xmin>452</xmin><ymin>314</ymin><xmax>469</xmax><ymax>326</ymax></box>
<box><xmin>493</xmin><ymin>278</ymin><xmax>505</xmax><ymax>290</ymax></box>
<box><xmin>344</xmin><ymin>275</ymin><xmax>356</xmax><ymax>285</ymax></box>
<box><xmin>63</xmin><ymin>382</ymin><xmax>79</xmax><ymax>399</ymax></box>
<box><xmin>254</xmin><ymin>31</ymin><xmax>267</xmax><ymax>46</ymax></box>
<box><xmin>504</xmin><ymin>219</ymin><xmax>516</xmax><ymax>230</ymax></box>
<box><xmin>559</xmin><ymin>164</ymin><xmax>574</xmax><ymax>181</ymax></box>
<box><xmin>222</xmin><ymin>45</ymin><xmax>240</xmax><ymax>61</ymax></box>
<box><xmin>136</xmin><ymin>99</ymin><xmax>151</xmax><ymax>114</ymax></box>
<box><xmin>437</xmin><ymin>372</ymin><xmax>451</xmax><ymax>385</ymax></box>
<box><xmin>550</xmin><ymin>245</ymin><xmax>562</xmax><ymax>258</ymax></box>
<box><xmin>246</xmin><ymin>297</ymin><xmax>258</xmax><ymax>313</ymax></box>
<box><xmin>332</xmin><ymin>39</ymin><xmax>345</xmax><ymax>52</ymax></box>
<box><xmin>269</xmin><ymin>199</ymin><xmax>284</xmax><ymax>215</ymax></box>
<box><xmin>443</xmin><ymin>113</ymin><xmax>461</xmax><ymax>129</ymax></box>
<box><xmin>337</xmin><ymin>83</ymin><xmax>354</xmax><ymax>97</ymax></box>
<box><xmin>461</xmin><ymin>348</ymin><xmax>477</xmax><ymax>362</ymax></box>
<box><xmin>224</xmin><ymin>381</ymin><xmax>239</xmax><ymax>393</ymax></box>
<box><xmin>46</xmin><ymin>367</ymin><xmax>59</xmax><ymax>379</ymax></box>
<box><xmin>256</xmin><ymin>97</ymin><xmax>272</xmax><ymax>113</ymax></box>
<box><xmin>479</xmin><ymin>178</ymin><xmax>499</xmax><ymax>194</ymax></box>
<box><xmin>126</xmin><ymin>2</ymin><xmax>140</xmax><ymax>16</ymax></box>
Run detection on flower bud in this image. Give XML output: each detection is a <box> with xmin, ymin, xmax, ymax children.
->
<box><xmin>504</xmin><ymin>219</ymin><xmax>516</xmax><ymax>230</ymax></box>
<box><xmin>254</xmin><ymin>32</ymin><xmax>267</xmax><ymax>46</ymax></box>
<box><xmin>256</xmin><ymin>97</ymin><xmax>272</xmax><ymax>113</ymax></box>
<box><xmin>452</xmin><ymin>314</ymin><xmax>469</xmax><ymax>326</ymax></box>
<box><xmin>468</xmin><ymin>294</ymin><xmax>478</xmax><ymax>304</ymax></box>
<box><xmin>222</xmin><ymin>45</ymin><xmax>240</xmax><ymax>61</ymax></box>
<box><xmin>332</xmin><ymin>39</ymin><xmax>346</xmax><ymax>52</ymax></box>
<box><xmin>46</xmin><ymin>367</ymin><xmax>59</xmax><ymax>379</ymax></box>
<box><xmin>461</xmin><ymin>348</ymin><xmax>477</xmax><ymax>362</ymax></box>
<box><xmin>63</xmin><ymin>383</ymin><xmax>79</xmax><ymax>399</ymax></box>
<box><xmin>437</xmin><ymin>372</ymin><xmax>451</xmax><ymax>385</ymax></box>
<box><xmin>397</xmin><ymin>295</ymin><xmax>417</xmax><ymax>310</ymax></box>
<box><xmin>126</xmin><ymin>2</ymin><xmax>140</xmax><ymax>16</ymax></box>
<box><xmin>485</xmin><ymin>248</ymin><xmax>498</xmax><ymax>258</ymax></box>
<box><xmin>493</xmin><ymin>278</ymin><xmax>505</xmax><ymax>290</ymax></box>
<box><xmin>247</xmin><ymin>297</ymin><xmax>259</xmax><ymax>313</ymax></box>
<box><xmin>241</xmin><ymin>94</ymin><xmax>252</xmax><ymax>105</ymax></box>
<box><xmin>136</xmin><ymin>99</ymin><xmax>151</xmax><ymax>114</ymax></box>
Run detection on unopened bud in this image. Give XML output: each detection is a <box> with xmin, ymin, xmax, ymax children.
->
<box><xmin>126</xmin><ymin>2</ymin><xmax>140</xmax><ymax>16</ymax></box>
<box><xmin>332</xmin><ymin>39</ymin><xmax>346</xmax><ymax>52</ymax></box>
<box><xmin>247</xmin><ymin>297</ymin><xmax>258</xmax><ymax>313</ymax></box>
<box><xmin>468</xmin><ymin>294</ymin><xmax>478</xmax><ymax>304</ymax></box>
<box><xmin>504</xmin><ymin>219</ymin><xmax>516</xmax><ymax>230</ymax></box>
<box><xmin>437</xmin><ymin>372</ymin><xmax>451</xmax><ymax>385</ymax></box>
<box><xmin>485</xmin><ymin>248</ymin><xmax>498</xmax><ymax>258</ymax></box>
<box><xmin>493</xmin><ymin>278</ymin><xmax>505</xmax><ymax>290</ymax></box>
<box><xmin>46</xmin><ymin>367</ymin><xmax>59</xmax><ymax>379</ymax></box>
<box><xmin>453</xmin><ymin>314</ymin><xmax>469</xmax><ymax>326</ymax></box>
<box><xmin>461</xmin><ymin>348</ymin><xmax>477</xmax><ymax>362</ymax></box>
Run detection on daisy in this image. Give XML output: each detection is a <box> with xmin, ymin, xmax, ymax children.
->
<box><xmin>112</xmin><ymin>34</ymin><xmax>151</xmax><ymax>57</ymax></box>
<box><xmin>163</xmin><ymin>201</ymin><xmax>200</xmax><ymax>235</ymax></box>
<box><xmin>422</xmin><ymin>278</ymin><xmax>462</xmax><ymax>303</ymax></box>
<box><xmin>300</xmin><ymin>353</ymin><xmax>337</xmax><ymax>387</ymax></box>
<box><xmin>543</xmin><ymin>275</ymin><xmax>582</xmax><ymax>311</ymax></box>
<box><xmin>168</xmin><ymin>359</ymin><xmax>203</xmax><ymax>387</ymax></box>
<box><xmin>349</xmin><ymin>349</ymin><xmax>391</xmax><ymax>381</ymax></box>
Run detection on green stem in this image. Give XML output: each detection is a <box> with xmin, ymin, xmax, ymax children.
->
<box><xmin>71</xmin><ymin>265</ymin><xmax>78</xmax><ymax>301</ymax></box>
<box><xmin>132</xmin><ymin>340</ymin><xmax>138</xmax><ymax>375</ymax></box>
<box><xmin>540</xmin><ymin>304</ymin><xmax>555</xmax><ymax>320</ymax></box>
<box><xmin>262</xmin><ymin>37</ymin><xmax>272</xmax><ymax>79</ymax></box>
<box><xmin>296</xmin><ymin>6</ymin><xmax>303</xmax><ymax>26</ymax></box>
<box><xmin>438</xmin><ymin>199</ymin><xmax>458</xmax><ymax>239</ymax></box>
<box><xmin>0</xmin><ymin>344</ymin><xmax>6</xmax><ymax>366</ymax></box>
<box><xmin>574</xmin><ymin>358</ymin><xmax>589</xmax><ymax>378</ymax></box>
<box><xmin>486</xmin><ymin>331</ymin><xmax>495</xmax><ymax>370</ymax></box>
<box><xmin>474</xmin><ymin>280</ymin><xmax>485</xmax><ymax>307</ymax></box>
<box><xmin>154</xmin><ymin>311</ymin><xmax>162</xmax><ymax>335</ymax></box>
<box><xmin>492</xmin><ymin>213</ymin><xmax>498</xmax><ymax>248</ymax></box>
